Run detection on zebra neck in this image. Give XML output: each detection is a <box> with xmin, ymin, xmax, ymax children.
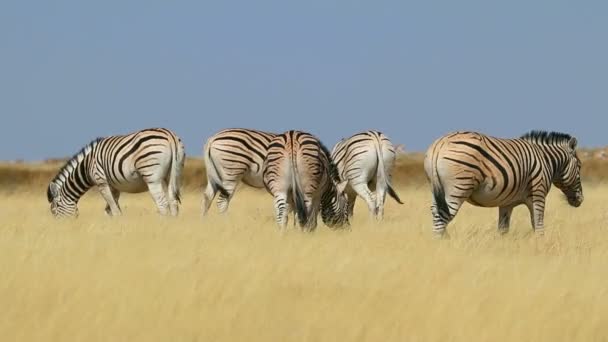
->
<box><xmin>537</xmin><ymin>144</ymin><xmax>568</xmax><ymax>181</ymax></box>
<box><xmin>320</xmin><ymin>186</ymin><xmax>342</xmax><ymax>223</ymax></box>
<box><xmin>57</xmin><ymin>154</ymin><xmax>94</xmax><ymax>203</ymax></box>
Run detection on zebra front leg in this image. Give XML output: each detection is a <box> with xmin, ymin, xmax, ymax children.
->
<box><xmin>498</xmin><ymin>205</ymin><xmax>514</xmax><ymax>234</ymax></box>
<box><xmin>526</xmin><ymin>197</ymin><xmax>546</xmax><ymax>236</ymax></box>
<box><xmin>99</xmin><ymin>185</ymin><xmax>122</xmax><ymax>216</ymax></box>
<box><xmin>147</xmin><ymin>182</ymin><xmax>170</xmax><ymax>216</ymax></box>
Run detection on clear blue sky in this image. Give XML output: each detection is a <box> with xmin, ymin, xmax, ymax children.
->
<box><xmin>1</xmin><ymin>0</ymin><xmax>607</xmax><ymax>161</ymax></box>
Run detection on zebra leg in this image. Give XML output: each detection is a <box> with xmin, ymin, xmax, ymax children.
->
<box><xmin>167</xmin><ymin>185</ymin><xmax>179</xmax><ymax>217</ymax></box>
<box><xmin>202</xmin><ymin>182</ymin><xmax>216</xmax><ymax>216</ymax></box>
<box><xmin>350</xmin><ymin>182</ymin><xmax>377</xmax><ymax>220</ymax></box>
<box><xmin>498</xmin><ymin>205</ymin><xmax>514</xmax><ymax>234</ymax></box>
<box><xmin>375</xmin><ymin>185</ymin><xmax>388</xmax><ymax>221</ymax></box>
<box><xmin>99</xmin><ymin>185</ymin><xmax>122</xmax><ymax>216</ymax></box>
<box><xmin>273</xmin><ymin>193</ymin><xmax>290</xmax><ymax>229</ymax></box>
<box><xmin>147</xmin><ymin>181</ymin><xmax>170</xmax><ymax>216</ymax></box>
<box><xmin>216</xmin><ymin>180</ymin><xmax>239</xmax><ymax>214</ymax></box>
<box><xmin>431</xmin><ymin>192</ymin><xmax>470</xmax><ymax>239</ymax></box>
<box><xmin>430</xmin><ymin>201</ymin><xmax>448</xmax><ymax>238</ymax></box>
<box><xmin>302</xmin><ymin>198</ymin><xmax>319</xmax><ymax>232</ymax></box>
<box><xmin>108</xmin><ymin>188</ymin><xmax>121</xmax><ymax>215</ymax></box>
<box><xmin>526</xmin><ymin>197</ymin><xmax>546</xmax><ymax>236</ymax></box>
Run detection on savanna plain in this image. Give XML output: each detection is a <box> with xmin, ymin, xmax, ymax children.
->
<box><xmin>1</xmin><ymin>155</ymin><xmax>608</xmax><ymax>342</ymax></box>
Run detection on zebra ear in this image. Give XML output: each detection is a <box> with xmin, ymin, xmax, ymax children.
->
<box><xmin>336</xmin><ymin>180</ymin><xmax>348</xmax><ymax>194</ymax></box>
<box><xmin>569</xmin><ymin>137</ymin><xmax>578</xmax><ymax>150</ymax></box>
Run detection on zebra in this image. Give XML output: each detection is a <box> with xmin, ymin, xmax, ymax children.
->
<box><xmin>424</xmin><ymin>130</ymin><xmax>583</xmax><ymax>238</ymax></box>
<box><xmin>331</xmin><ymin>130</ymin><xmax>403</xmax><ymax>221</ymax></box>
<box><xmin>202</xmin><ymin>128</ymin><xmax>277</xmax><ymax>216</ymax></box>
<box><xmin>47</xmin><ymin>128</ymin><xmax>185</xmax><ymax>218</ymax></box>
<box><xmin>262</xmin><ymin>130</ymin><xmax>349</xmax><ymax>231</ymax></box>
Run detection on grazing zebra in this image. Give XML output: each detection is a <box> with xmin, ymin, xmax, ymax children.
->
<box><xmin>331</xmin><ymin>130</ymin><xmax>403</xmax><ymax>221</ymax></box>
<box><xmin>262</xmin><ymin>130</ymin><xmax>349</xmax><ymax>231</ymax></box>
<box><xmin>202</xmin><ymin>128</ymin><xmax>277</xmax><ymax>216</ymax></box>
<box><xmin>424</xmin><ymin>130</ymin><xmax>583</xmax><ymax>237</ymax></box>
<box><xmin>47</xmin><ymin>128</ymin><xmax>185</xmax><ymax>217</ymax></box>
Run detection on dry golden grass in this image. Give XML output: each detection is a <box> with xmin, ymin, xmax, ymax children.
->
<box><xmin>1</xmin><ymin>178</ymin><xmax>608</xmax><ymax>341</ymax></box>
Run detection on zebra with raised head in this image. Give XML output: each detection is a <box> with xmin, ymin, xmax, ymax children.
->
<box><xmin>202</xmin><ymin>128</ymin><xmax>277</xmax><ymax>216</ymax></box>
<box><xmin>262</xmin><ymin>130</ymin><xmax>349</xmax><ymax>231</ymax></box>
<box><xmin>331</xmin><ymin>130</ymin><xmax>403</xmax><ymax>221</ymax></box>
<box><xmin>424</xmin><ymin>130</ymin><xmax>583</xmax><ymax>237</ymax></box>
<box><xmin>47</xmin><ymin>128</ymin><xmax>185</xmax><ymax>217</ymax></box>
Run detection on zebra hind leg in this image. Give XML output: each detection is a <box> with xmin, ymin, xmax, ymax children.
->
<box><xmin>430</xmin><ymin>196</ymin><xmax>467</xmax><ymax>239</ymax></box>
<box><xmin>350</xmin><ymin>182</ymin><xmax>377</xmax><ymax>221</ymax></box>
<box><xmin>147</xmin><ymin>181</ymin><xmax>170</xmax><ymax>216</ymax></box>
<box><xmin>273</xmin><ymin>193</ymin><xmax>290</xmax><ymax>229</ymax></box>
<box><xmin>167</xmin><ymin>184</ymin><xmax>180</xmax><ymax>217</ymax></box>
<box><xmin>216</xmin><ymin>181</ymin><xmax>239</xmax><ymax>214</ymax></box>
<box><xmin>430</xmin><ymin>202</ymin><xmax>450</xmax><ymax>239</ymax></box>
<box><xmin>375</xmin><ymin>185</ymin><xmax>388</xmax><ymax>221</ymax></box>
<box><xmin>498</xmin><ymin>205</ymin><xmax>514</xmax><ymax>235</ymax></box>
<box><xmin>202</xmin><ymin>182</ymin><xmax>216</xmax><ymax>217</ymax></box>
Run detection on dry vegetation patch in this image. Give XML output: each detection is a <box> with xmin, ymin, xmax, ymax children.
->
<box><xmin>1</xmin><ymin>174</ymin><xmax>607</xmax><ymax>341</ymax></box>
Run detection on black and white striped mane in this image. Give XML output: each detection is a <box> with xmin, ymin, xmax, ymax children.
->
<box><xmin>520</xmin><ymin>130</ymin><xmax>573</xmax><ymax>145</ymax></box>
<box><xmin>49</xmin><ymin>137</ymin><xmax>104</xmax><ymax>187</ymax></box>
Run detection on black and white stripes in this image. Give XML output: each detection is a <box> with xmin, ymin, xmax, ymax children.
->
<box><xmin>331</xmin><ymin>130</ymin><xmax>403</xmax><ymax>221</ymax></box>
<box><xmin>262</xmin><ymin>130</ymin><xmax>349</xmax><ymax>230</ymax></box>
<box><xmin>202</xmin><ymin>128</ymin><xmax>277</xmax><ymax>215</ymax></box>
<box><xmin>424</xmin><ymin>130</ymin><xmax>583</xmax><ymax>237</ymax></box>
<box><xmin>47</xmin><ymin>128</ymin><xmax>185</xmax><ymax>217</ymax></box>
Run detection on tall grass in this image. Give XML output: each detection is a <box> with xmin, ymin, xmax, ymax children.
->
<box><xmin>1</xmin><ymin>178</ymin><xmax>607</xmax><ymax>341</ymax></box>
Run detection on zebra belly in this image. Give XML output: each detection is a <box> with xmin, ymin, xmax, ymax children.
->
<box><xmin>110</xmin><ymin>179</ymin><xmax>149</xmax><ymax>193</ymax></box>
<box><xmin>242</xmin><ymin>172</ymin><xmax>265</xmax><ymax>188</ymax></box>
<box><xmin>468</xmin><ymin>188</ymin><xmax>525</xmax><ymax>208</ymax></box>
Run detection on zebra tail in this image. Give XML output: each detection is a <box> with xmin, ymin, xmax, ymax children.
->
<box><xmin>290</xmin><ymin>155</ymin><xmax>308</xmax><ymax>227</ymax></box>
<box><xmin>170</xmin><ymin>136</ymin><xmax>186</xmax><ymax>203</ymax></box>
<box><xmin>373</xmin><ymin>135</ymin><xmax>403</xmax><ymax>204</ymax></box>
<box><xmin>203</xmin><ymin>141</ymin><xmax>230</xmax><ymax>198</ymax></box>
<box><xmin>430</xmin><ymin>144</ymin><xmax>450</xmax><ymax>217</ymax></box>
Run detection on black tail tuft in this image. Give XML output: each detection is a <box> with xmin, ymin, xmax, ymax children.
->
<box><xmin>387</xmin><ymin>184</ymin><xmax>403</xmax><ymax>204</ymax></box>
<box><xmin>433</xmin><ymin>186</ymin><xmax>450</xmax><ymax>218</ymax></box>
<box><xmin>294</xmin><ymin>187</ymin><xmax>308</xmax><ymax>227</ymax></box>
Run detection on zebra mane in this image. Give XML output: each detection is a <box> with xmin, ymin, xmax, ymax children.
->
<box><xmin>50</xmin><ymin>137</ymin><xmax>104</xmax><ymax>186</ymax></box>
<box><xmin>520</xmin><ymin>130</ymin><xmax>574</xmax><ymax>146</ymax></box>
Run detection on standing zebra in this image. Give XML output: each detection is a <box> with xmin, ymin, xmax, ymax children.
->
<box><xmin>47</xmin><ymin>128</ymin><xmax>185</xmax><ymax>217</ymax></box>
<box><xmin>331</xmin><ymin>130</ymin><xmax>403</xmax><ymax>221</ymax></box>
<box><xmin>262</xmin><ymin>130</ymin><xmax>349</xmax><ymax>230</ymax></box>
<box><xmin>202</xmin><ymin>128</ymin><xmax>277</xmax><ymax>216</ymax></box>
<box><xmin>424</xmin><ymin>130</ymin><xmax>583</xmax><ymax>237</ymax></box>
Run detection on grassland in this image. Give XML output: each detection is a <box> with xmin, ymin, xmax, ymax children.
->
<box><xmin>1</xmin><ymin>155</ymin><xmax>608</xmax><ymax>341</ymax></box>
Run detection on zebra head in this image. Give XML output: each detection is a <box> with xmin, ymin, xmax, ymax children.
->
<box><xmin>554</xmin><ymin>137</ymin><xmax>584</xmax><ymax>208</ymax></box>
<box><xmin>47</xmin><ymin>182</ymin><xmax>79</xmax><ymax>218</ymax></box>
<box><xmin>321</xmin><ymin>180</ymin><xmax>350</xmax><ymax>228</ymax></box>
